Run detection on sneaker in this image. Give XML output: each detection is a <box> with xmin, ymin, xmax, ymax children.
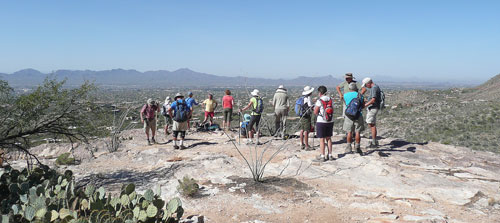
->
<box><xmin>328</xmin><ymin>154</ymin><xmax>335</xmax><ymax>161</ymax></box>
<box><xmin>374</xmin><ymin>140</ymin><xmax>379</xmax><ymax>146</ymax></box>
<box><xmin>151</xmin><ymin>138</ymin><xmax>156</xmax><ymax>144</ymax></box>
<box><xmin>325</xmin><ymin>155</ymin><xmax>329</xmax><ymax>161</ymax></box>
<box><xmin>301</xmin><ymin>144</ymin><xmax>305</xmax><ymax>150</ymax></box>
<box><xmin>147</xmin><ymin>139</ymin><xmax>151</xmax><ymax>145</ymax></box>
<box><xmin>367</xmin><ymin>141</ymin><xmax>377</xmax><ymax>148</ymax></box>
<box><xmin>355</xmin><ymin>144</ymin><xmax>363</xmax><ymax>155</ymax></box>
<box><xmin>344</xmin><ymin>144</ymin><xmax>353</xmax><ymax>154</ymax></box>
<box><xmin>305</xmin><ymin>145</ymin><xmax>314</xmax><ymax>151</ymax></box>
<box><xmin>315</xmin><ymin>155</ymin><xmax>326</xmax><ymax>162</ymax></box>
<box><xmin>179</xmin><ymin>145</ymin><xmax>186</xmax><ymax>150</ymax></box>
<box><xmin>173</xmin><ymin>145</ymin><xmax>179</xmax><ymax>150</ymax></box>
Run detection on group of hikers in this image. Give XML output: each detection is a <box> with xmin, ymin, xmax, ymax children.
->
<box><xmin>139</xmin><ymin>73</ymin><xmax>383</xmax><ymax>162</ymax></box>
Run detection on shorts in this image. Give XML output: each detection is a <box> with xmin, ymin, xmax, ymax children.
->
<box><xmin>172</xmin><ymin>121</ymin><xmax>188</xmax><ymax>132</ymax></box>
<box><xmin>143</xmin><ymin>118</ymin><xmax>156</xmax><ymax>132</ymax></box>
<box><xmin>164</xmin><ymin>115</ymin><xmax>172</xmax><ymax>125</ymax></box>
<box><xmin>223</xmin><ymin>108</ymin><xmax>233</xmax><ymax>122</ymax></box>
<box><xmin>300</xmin><ymin>116</ymin><xmax>312</xmax><ymax>132</ymax></box>
<box><xmin>205</xmin><ymin>111</ymin><xmax>215</xmax><ymax>118</ymax></box>
<box><xmin>366</xmin><ymin>108</ymin><xmax>379</xmax><ymax>124</ymax></box>
<box><xmin>173</xmin><ymin>131</ymin><xmax>186</xmax><ymax>138</ymax></box>
<box><xmin>316</xmin><ymin>122</ymin><xmax>334</xmax><ymax>138</ymax></box>
<box><xmin>248</xmin><ymin>115</ymin><xmax>261</xmax><ymax>132</ymax></box>
<box><xmin>343</xmin><ymin>115</ymin><xmax>365</xmax><ymax>133</ymax></box>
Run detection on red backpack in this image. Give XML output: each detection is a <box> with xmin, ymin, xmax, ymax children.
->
<box><xmin>320</xmin><ymin>98</ymin><xmax>334</xmax><ymax>122</ymax></box>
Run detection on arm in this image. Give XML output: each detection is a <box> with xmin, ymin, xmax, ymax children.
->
<box><xmin>314</xmin><ymin>105</ymin><xmax>320</xmax><ymax>116</ymax></box>
<box><xmin>364</xmin><ymin>98</ymin><xmax>376</xmax><ymax>107</ymax></box>
<box><xmin>360</xmin><ymin>87</ymin><xmax>367</xmax><ymax>95</ymax></box>
<box><xmin>239</xmin><ymin>101</ymin><xmax>253</xmax><ymax>112</ymax></box>
<box><xmin>336</xmin><ymin>86</ymin><xmax>344</xmax><ymax>102</ymax></box>
<box><xmin>140</xmin><ymin>105</ymin><xmax>145</xmax><ymax>123</ymax></box>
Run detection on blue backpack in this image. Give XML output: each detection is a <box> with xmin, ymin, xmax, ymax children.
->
<box><xmin>173</xmin><ymin>100</ymin><xmax>189</xmax><ymax>122</ymax></box>
<box><xmin>295</xmin><ymin>96</ymin><xmax>311</xmax><ymax>117</ymax></box>
<box><xmin>345</xmin><ymin>93</ymin><xmax>364</xmax><ymax>120</ymax></box>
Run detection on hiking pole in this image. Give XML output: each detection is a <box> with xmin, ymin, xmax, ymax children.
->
<box><xmin>238</xmin><ymin>111</ymin><xmax>242</xmax><ymax>145</ymax></box>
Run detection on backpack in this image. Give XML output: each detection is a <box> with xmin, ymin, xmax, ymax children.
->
<box><xmin>379</xmin><ymin>90</ymin><xmax>386</xmax><ymax>110</ymax></box>
<box><xmin>173</xmin><ymin>101</ymin><xmax>189</xmax><ymax>122</ymax></box>
<box><xmin>295</xmin><ymin>96</ymin><xmax>311</xmax><ymax>117</ymax></box>
<box><xmin>252</xmin><ymin>97</ymin><xmax>264</xmax><ymax>114</ymax></box>
<box><xmin>345</xmin><ymin>93</ymin><xmax>364</xmax><ymax>120</ymax></box>
<box><xmin>161</xmin><ymin>104</ymin><xmax>168</xmax><ymax>117</ymax></box>
<box><xmin>320</xmin><ymin>98</ymin><xmax>334</xmax><ymax>122</ymax></box>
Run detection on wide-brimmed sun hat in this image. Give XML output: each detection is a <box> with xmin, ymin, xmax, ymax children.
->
<box><xmin>345</xmin><ymin>73</ymin><xmax>355</xmax><ymax>79</ymax></box>
<box><xmin>174</xmin><ymin>93</ymin><xmax>184</xmax><ymax>100</ymax></box>
<box><xmin>302</xmin><ymin>86</ymin><xmax>314</xmax><ymax>95</ymax></box>
<box><xmin>165</xmin><ymin>96</ymin><xmax>171</xmax><ymax>104</ymax></box>
<box><xmin>244</xmin><ymin>114</ymin><xmax>251</xmax><ymax>122</ymax></box>
<box><xmin>361</xmin><ymin>77</ymin><xmax>372</xmax><ymax>88</ymax></box>
<box><xmin>250</xmin><ymin>89</ymin><xmax>259</xmax><ymax>96</ymax></box>
<box><xmin>147</xmin><ymin>98</ymin><xmax>153</xmax><ymax>105</ymax></box>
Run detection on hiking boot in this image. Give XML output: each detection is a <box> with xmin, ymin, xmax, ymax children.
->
<box><xmin>151</xmin><ymin>138</ymin><xmax>156</xmax><ymax>144</ymax></box>
<box><xmin>179</xmin><ymin>145</ymin><xmax>187</xmax><ymax>150</ymax></box>
<box><xmin>301</xmin><ymin>144</ymin><xmax>305</xmax><ymax>150</ymax></box>
<box><xmin>344</xmin><ymin>144</ymin><xmax>353</xmax><ymax>154</ymax></box>
<box><xmin>355</xmin><ymin>143</ymin><xmax>363</xmax><ymax>155</ymax></box>
<box><xmin>147</xmin><ymin>139</ymin><xmax>151</xmax><ymax>145</ymax></box>
<box><xmin>368</xmin><ymin>141</ymin><xmax>377</xmax><ymax>148</ymax></box>
<box><xmin>305</xmin><ymin>145</ymin><xmax>314</xmax><ymax>151</ymax></box>
<box><xmin>173</xmin><ymin>145</ymin><xmax>179</xmax><ymax>150</ymax></box>
<box><xmin>315</xmin><ymin>155</ymin><xmax>326</xmax><ymax>162</ymax></box>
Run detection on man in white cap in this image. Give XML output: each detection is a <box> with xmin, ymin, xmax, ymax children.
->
<box><xmin>298</xmin><ymin>86</ymin><xmax>314</xmax><ymax>150</ymax></box>
<box><xmin>239</xmin><ymin>89</ymin><xmax>263</xmax><ymax>144</ymax></box>
<box><xmin>362</xmin><ymin>77</ymin><xmax>381</xmax><ymax>148</ymax></box>
<box><xmin>272</xmin><ymin>85</ymin><xmax>289</xmax><ymax>138</ymax></box>
<box><xmin>140</xmin><ymin>98</ymin><xmax>160</xmax><ymax>145</ymax></box>
<box><xmin>168</xmin><ymin>93</ymin><xmax>192</xmax><ymax>150</ymax></box>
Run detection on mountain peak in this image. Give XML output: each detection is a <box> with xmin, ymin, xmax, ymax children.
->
<box><xmin>12</xmin><ymin>68</ymin><xmax>43</xmax><ymax>76</ymax></box>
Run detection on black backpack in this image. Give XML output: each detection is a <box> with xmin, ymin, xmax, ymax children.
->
<box><xmin>173</xmin><ymin>101</ymin><xmax>189</xmax><ymax>122</ymax></box>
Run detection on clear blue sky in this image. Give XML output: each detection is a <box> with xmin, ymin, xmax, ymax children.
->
<box><xmin>1</xmin><ymin>0</ymin><xmax>499</xmax><ymax>82</ymax></box>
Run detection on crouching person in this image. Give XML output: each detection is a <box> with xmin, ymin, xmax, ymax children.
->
<box><xmin>343</xmin><ymin>83</ymin><xmax>365</xmax><ymax>155</ymax></box>
<box><xmin>168</xmin><ymin>93</ymin><xmax>192</xmax><ymax>150</ymax></box>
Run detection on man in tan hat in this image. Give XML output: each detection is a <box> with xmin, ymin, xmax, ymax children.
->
<box><xmin>272</xmin><ymin>85</ymin><xmax>289</xmax><ymax>138</ymax></box>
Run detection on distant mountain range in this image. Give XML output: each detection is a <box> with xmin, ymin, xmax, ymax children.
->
<box><xmin>0</xmin><ymin>68</ymin><xmax>479</xmax><ymax>89</ymax></box>
<box><xmin>0</xmin><ymin>68</ymin><xmax>344</xmax><ymax>88</ymax></box>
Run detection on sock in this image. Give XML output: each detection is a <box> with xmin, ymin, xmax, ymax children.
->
<box><xmin>320</xmin><ymin>154</ymin><xmax>325</xmax><ymax>158</ymax></box>
<box><xmin>180</xmin><ymin>140</ymin><xmax>184</xmax><ymax>146</ymax></box>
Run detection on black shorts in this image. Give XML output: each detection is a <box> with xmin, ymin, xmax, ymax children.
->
<box><xmin>248</xmin><ymin>115</ymin><xmax>261</xmax><ymax>131</ymax></box>
<box><xmin>316</xmin><ymin>122</ymin><xmax>334</xmax><ymax>138</ymax></box>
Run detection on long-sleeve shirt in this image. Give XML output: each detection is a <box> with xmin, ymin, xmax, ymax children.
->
<box><xmin>272</xmin><ymin>90</ymin><xmax>289</xmax><ymax>110</ymax></box>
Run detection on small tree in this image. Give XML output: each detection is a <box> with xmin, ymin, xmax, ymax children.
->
<box><xmin>0</xmin><ymin>78</ymin><xmax>102</xmax><ymax>168</ymax></box>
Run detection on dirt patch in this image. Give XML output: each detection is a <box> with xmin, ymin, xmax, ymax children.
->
<box><xmin>226</xmin><ymin>176</ymin><xmax>312</xmax><ymax>195</ymax></box>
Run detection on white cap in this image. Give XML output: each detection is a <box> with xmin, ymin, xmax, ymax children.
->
<box><xmin>250</xmin><ymin>89</ymin><xmax>259</xmax><ymax>96</ymax></box>
<box><xmin>361</xmin><ymin>77</ymin><xmax>372</xmax><ymax>88</ymax></box>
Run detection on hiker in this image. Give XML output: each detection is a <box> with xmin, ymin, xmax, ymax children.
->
<box><xmin>185</xmin><ymin>92</ymin><xmax>199</xmax><ymax>129</ymax></box>
<box><xmin>222</xmin><ymin>90</ymin><xmax>234</xmax><ymax>130</ymax></box>
<box><xmin>272</xmin><ymin>85</ymin><xmax>289</xmax><ymax>138</ymax></box>
<box><xmin>343</xmin><ymin>83</ymin><xmax>365</xmax><ymax>154</ymax></box>
<box><xmin>168</xmin><ymin>93</ymin><xmax>192</xmax><ymax>150</ymax></box>
<box><xmin>297</xmin><ymin>86</ymin><xmax>314</xmax><ymax>150</ymax></box>
<box><xmin>240</xmin><ymin>114</ymin><xmax>252</xmax><ymax>138</ymax></box>
<box><xmin>140</xmin><ymin>98</ymin><xmax>160</xmax><ymax>145</ymax></box>
<box><xmin>336</xmin><ymin>73</ymin><xmax>365</xmax><ymax>118</ymax></box>
<box><xmin>202</xmin><ymin>93</ymin><xmax>218</xmax><ymax>126</ymax></box>
<box><xmin>161</xmin><ymin>96</ymin><xmax>173</xmax><ymax>135</ymax></box>
<box><xmin>362</xmin><ymin>77</ymin><xmax>382</xmax><ymax>148</ymax></box>
<box><xmin>239</xmin><ymin>89</ymin><xmax>263</xmax><ymax>144</ymax></box>
<box><xmin>314</xmin><ymin>86</ymin><xmax>334</xmax><ymax>161</ymax></box>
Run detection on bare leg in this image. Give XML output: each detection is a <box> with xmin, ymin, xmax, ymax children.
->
<box><xmin>347</xmin><ymin>131</ymin><xmax>353</xmax><ymax>144</ymax></box>
<box><xmin>355</xmin><ymin>132</ymin><xmax>361</xmax><ymax>144</ymax></box>
<box><xmin>304</xmin><ymin>131</ymin><xmax>310</xmax><ymax>147</ymax></box>
<box><xmin>319</xmin><ymin>138</ymin><xmax>325</xmax><ymax>156</ymax></box>
<box><xmin>369</xmin><ymin>123</ymin><xmax>377</xmax><ymax>140</ymax></box>
<box><xmin>327</xmin><ymin>137</ymin><xmax>332</xmax><ymax>155</ymax></box>
<box><xmin>300</xmin><ymin>130</ymin><xmax>304</xmax><ymax>145</ymax></box>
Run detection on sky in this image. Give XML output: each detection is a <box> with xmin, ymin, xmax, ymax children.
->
<box><xmin>0</xmin><ymin>0</ymin><xmax>499</xmax><ymax>83</ymax></box>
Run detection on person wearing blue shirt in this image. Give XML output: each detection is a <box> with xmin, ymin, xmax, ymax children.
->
<box><xmin>343</xmin><ymin>83</ymin><xmax>365</xmax><ymax>154</ymax></box>
<box><xmin>185</xmin><ymin>92</ymin><xmax>198</xmax><ymax>128</ymax></box>
<box><xmin>168</xmin><ymin>93</ymin><xmax>192</xmax><ymax>150</ymax></box>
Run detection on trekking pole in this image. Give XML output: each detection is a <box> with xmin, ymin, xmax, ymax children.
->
<box><xmin>238</xmin><ymin>111</ymin><xmax>242</xmax><ymax>145</ymax></box>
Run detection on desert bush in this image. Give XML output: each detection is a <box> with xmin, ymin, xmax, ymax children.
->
<box><xmin>177</xmin><ymin>176</ymin><xmax>199</xmax><ymax>197</ymax></box>
<box><xmin>0</xmin><ymin>166</ymin><xmax>184</xmax><ymax>222</ymax></box>
<box><xmin>55</xmin><ymin>153</ymin><xmax>76</xmax><ymax>166</ymax></box>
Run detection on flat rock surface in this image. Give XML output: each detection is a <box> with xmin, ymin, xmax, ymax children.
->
<box><xmin>12</xmin><ymin>129</ymin><xmax>500</xmax><ymax>222</ymax></box>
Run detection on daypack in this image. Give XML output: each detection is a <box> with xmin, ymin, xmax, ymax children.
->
<box><xmin>252</xmin><ymin>97</ymin><xmax>264</xmax><ymax>114</ymax></box>
<box><xmin>173</xmin><ymin>101</ymin><xmax>189</xmax><ymax>122</ymax></box>
<box><xmin>320</xmin><ymin>98</ymin><xmax>334</xmax><ymax>122</ymax></box>
<box><xmin>345</xmin><ymin>93</ymin><xmax>364</xmax><ymax>120</ymax></box>
<box><xmin>161</xmin><ymin>104</ymin><xmax>168</xmax><ymax>117</ymax></box>
<box><xmin>380</xmin><ymin>90</ymin><xmax>386</xmax><ymax>110</ymax></box>
<box><xmin>295</xmin><ymin>96</ymin><xmax>311</xmax><ymax>117</ymax></box>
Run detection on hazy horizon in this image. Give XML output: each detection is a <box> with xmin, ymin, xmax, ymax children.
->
<box><xmin>1</xmin><ymin>1</ymin><xmax>499</xmax><ymax>84</ymax></box>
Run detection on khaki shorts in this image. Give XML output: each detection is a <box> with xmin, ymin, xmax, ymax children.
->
<box><xmin>343</xmin><ymin>115</ymin><xmax>365</xmax><ymax>132</ymax></box>
<box><xmin>366</xmin><ymin>108</ymin><xmax>379</xmax><ymax>124</ymax></box>
<box><xmin>173</xmin><ymin>121</ymin><xmax>188</xmax><ymax>131</ymax></box>
<box><xmin>144</xmin><ymin>118</ymin><xmax>157</xmax><ymax>132</ymax></box>
<box><xmin>300</xmin><ymin>116</ymin><xmax>312</xmax><ymax>132</ymax></box>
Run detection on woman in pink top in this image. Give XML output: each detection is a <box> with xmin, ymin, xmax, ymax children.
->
<box><xmin>222</xmin><ymin>90</ymin><xmax>234</xmax><ymax>130</ymax></box>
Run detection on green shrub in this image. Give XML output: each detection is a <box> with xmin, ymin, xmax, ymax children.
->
<box><xmin>177</xmin><ymin>176</ymin><xmax>199</xmax><ymax>197</ymax></box>
<box><xmin>55</xmin><ymin>152</ymin><xmax>76</xmax><ymax>165</ymax></box>
<box><xmin>0</xmin><ymin>166</ymin><xmax>184</xmax><ymax>222</ymax></box>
